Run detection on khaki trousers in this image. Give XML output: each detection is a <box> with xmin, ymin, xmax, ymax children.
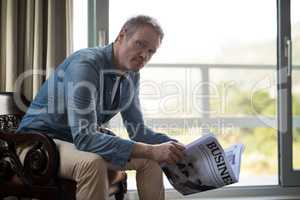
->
<box><xmin>29</xmin><ymin>139</ymin><xmax>165</xmax><ymax>200</ymax></box>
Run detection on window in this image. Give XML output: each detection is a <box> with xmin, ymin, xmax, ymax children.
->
<box><xmin>84</xmin><ymin>0</ymin><xmax>300</xmax><ymax>195</ymax></box>
<box><xmin>73</xmin><ymin>0</ymin><xmax>88</xmax><ymax>51</ymax></box>
<box><xmin>109</xmin><ymin>0</ymin><xmax>279</xmax><ymax>189</ymax></box>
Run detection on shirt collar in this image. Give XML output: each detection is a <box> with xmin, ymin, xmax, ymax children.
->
<box><xmin>103</xmin><ymin>43</ymin><xmax>117</xmax><ymax>70</ymax></box>
<box><xmin>102</xmin><ymin>43</ymin><xmax>130</xmax><ymax>79</ymax></box>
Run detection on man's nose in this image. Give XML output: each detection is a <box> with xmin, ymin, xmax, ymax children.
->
<box><xmin>140</xmin><ymin>51</ymin><xmax>148</xmax><ymax>60</ymax></box>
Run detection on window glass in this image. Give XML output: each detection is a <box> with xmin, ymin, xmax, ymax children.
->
<box><xmin>291</xmin><ymin>0</ymin><xmax>300</xmax><ymax>170</ymax></box>
<box><xmin>109</xmin><ymin>0</ymin><xmax>277</xmax><ymax>188</ymax></box>
<box><xmin>73</xmin><ymin>0</ymin><xmax>88</xmax><ymax>51</ymax></box>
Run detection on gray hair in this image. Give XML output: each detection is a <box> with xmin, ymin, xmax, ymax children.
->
<box><xmin>119</xmin><ymin>15</ymin><xmax>164</xmax><ymax>42</ymax></box>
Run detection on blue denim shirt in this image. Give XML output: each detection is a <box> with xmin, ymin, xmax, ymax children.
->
<box><xmin>17</xmin><ymin>43</ymin><xmax>174</xmax><ymax>167</ymax></box>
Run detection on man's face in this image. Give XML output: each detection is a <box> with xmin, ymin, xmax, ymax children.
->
<box><xmin>116</xmin><ymin>25</ymin><xmax>161</xmax><ymax>72</ymax></box>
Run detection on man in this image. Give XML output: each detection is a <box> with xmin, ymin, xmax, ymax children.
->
<box><xmin>17</xmin><ymin>15</ymin><xmax>185</xmax><ymax>200</ymax></box>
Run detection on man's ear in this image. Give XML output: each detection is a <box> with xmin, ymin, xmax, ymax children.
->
<box><xmin>116</xmin><ymin>28</ymin><xmax>127</xmax><ymax>43</ymax></box>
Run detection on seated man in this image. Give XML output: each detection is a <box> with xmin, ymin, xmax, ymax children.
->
<box><xmin>17</xmin><ymin>15</ymin><xmax>185</xmax><ymax>200</ymax></box>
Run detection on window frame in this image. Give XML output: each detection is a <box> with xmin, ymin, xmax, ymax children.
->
<box><xmin>278</xmin><ymin>0</ymin><xmax>300</xmax><ymax>186</ymax></box>
<box><xmin>88</xmin><ymin>0</ymin><xmax>109</xmax><ymax>47</ymax></box>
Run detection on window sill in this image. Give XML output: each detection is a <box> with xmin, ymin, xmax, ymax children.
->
<box><xmin>126</xmin><ymin>185</ymin><xmax>300</xmax><ymax>200</ymax></box>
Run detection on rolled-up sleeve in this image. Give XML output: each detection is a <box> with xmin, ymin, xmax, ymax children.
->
<box><xmin>121</xmin><ymin>73</ymin><xmax>175</xmax><ymax>144</ymax></box>
<box><xmin>64</xmin><ymin>60</ymin><xmax>134</xmax><ymax>168</ymax></box>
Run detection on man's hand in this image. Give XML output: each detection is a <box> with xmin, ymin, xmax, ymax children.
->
<box><xmin>150</xmin><ymin>141</ymin><xmax>186</xmax><ymax>164</ymax></box>
<box><xmin>132</xmin><ymin>141</ymin><xmax>186</xmax><ymax>165</ymax></box>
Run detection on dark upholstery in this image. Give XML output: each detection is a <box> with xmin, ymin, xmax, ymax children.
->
<box><xmin>0</xmin><ymin>92</ymin><xmax>127</xmax><ymax>200</ymax></box>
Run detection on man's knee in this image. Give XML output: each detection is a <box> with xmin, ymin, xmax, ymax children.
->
<box><xmin>137</xmin><ymin>159</ymin><xmax>162</xmax><ymax>173</ymax></box>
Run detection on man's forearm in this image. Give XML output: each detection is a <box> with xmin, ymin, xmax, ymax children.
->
<box><xmin>131</xmin><ymin>142</ymin><xmax>154</xmax><ymax>160</ymax></box>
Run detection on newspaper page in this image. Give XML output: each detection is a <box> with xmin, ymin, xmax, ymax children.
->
<box><xmin>162</xmin><ymin>134</ymin><xmax>244</xmax><ymax>195</ymax></box>
<box><xmin>224</xmin><ymin>143</ymin><xmax>244</xmax><ymax>180</ymax></box>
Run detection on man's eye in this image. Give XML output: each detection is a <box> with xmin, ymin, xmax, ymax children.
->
<box><xmin>135</xmin><ymin>41</ymin><xmax>145</xmax><ymax>48</ymax></box>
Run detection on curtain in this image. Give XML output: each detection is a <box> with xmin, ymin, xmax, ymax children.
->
<box><xmin>0</xmin><ymin>0</ymin><xmax>73</xmax><ymax>100</ymax></box>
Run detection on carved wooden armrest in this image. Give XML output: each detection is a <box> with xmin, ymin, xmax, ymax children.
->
<box><xmin>0</xmin><ymin>132</ymin><xmax>59</xmax><ymax>186</ymax></box>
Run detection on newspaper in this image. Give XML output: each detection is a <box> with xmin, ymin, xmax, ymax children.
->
<box><xmin>161</xmin><ymin>134</ymin><xmax>244</xmax><ymax>195</ymax></box>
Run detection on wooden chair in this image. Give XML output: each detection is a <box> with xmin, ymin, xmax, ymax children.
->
<box><xmin>0</xmin><ymin>92</ymin><xmax>127</xmax><ymax>200</ymax></box>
